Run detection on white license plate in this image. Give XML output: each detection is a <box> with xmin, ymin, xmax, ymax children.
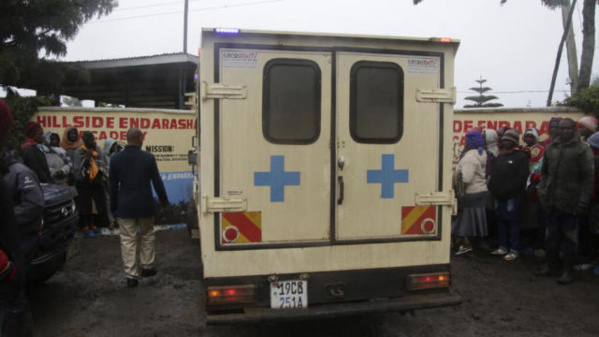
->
<box><xmin>270</xmin><ymin>280</ymin><xmax>308</xmax><ymax>309</ymax></box>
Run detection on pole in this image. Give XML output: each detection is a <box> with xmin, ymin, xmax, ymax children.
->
<box><xmin>561</xmin><ymin>0</ymin><xmax>579</xmax><ymax>95</ymax></box>
<box><xmin>547</xmin><ymin>0</ymin><xmax>577</xmax><ymax>106</ymax></box>
<box><xmin>183</xmin><ymin>0</ymin><xmax>189</xmax><ymax>54</ymax></box>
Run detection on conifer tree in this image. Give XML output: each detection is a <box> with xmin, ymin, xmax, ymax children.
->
<box><xmin>463</xmin><ymin>76</ymin><xmax>504</xmax><ymax>108</ymax></box>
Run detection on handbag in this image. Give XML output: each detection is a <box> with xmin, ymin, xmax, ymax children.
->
<box><xmin>453</xmin><ymin>170</ymin><xmax>466</xmax><ymax>201</ymax></box>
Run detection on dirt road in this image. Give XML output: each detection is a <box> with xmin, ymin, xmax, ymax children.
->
<box><xmin>28</xmin><ymin>228</ymin><xmax>599</xmax><ymax>337</ymax></box>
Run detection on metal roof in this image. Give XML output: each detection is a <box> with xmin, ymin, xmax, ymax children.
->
<box><xmin>61</xmin><ymin>53</ymin><xmax>198</xmax><ymax>109</ymax></box>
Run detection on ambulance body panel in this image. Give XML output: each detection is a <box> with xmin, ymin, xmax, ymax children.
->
<box><xmin>196</xmin><ymin>28</ymin><xmax>460</xmax><ymax>323</ymax></box>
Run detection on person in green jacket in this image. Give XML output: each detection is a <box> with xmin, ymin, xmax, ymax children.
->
<box><xmin>536</xmin><ymin>118</ymin><xmax>595</xmax><ymax>285</ymax></box>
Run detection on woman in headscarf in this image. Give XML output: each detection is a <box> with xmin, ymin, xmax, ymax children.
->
<box><xmin>520</xmin><ymin>127</ymin><xmax>545</xmax><ymax>254</ymax></box>
<box><xmin>60</xmin><ymin>126</ymin><xmax>82</xmax><ymax>164</ymax></box>
<box><xmin>73</xmin><ymin>131</ymin><xmax>108</xmax><ymax>234</ymax></box>
<box><xmin>20</xmin><ymin>122</ymin><xmax>53</xmax><ymax>183</ymax></box>
<box><xmin>452</xmin><ymin>130</ymin><xmax>489</xmax><ymax>255</ymax></box>
<box><xmin>43</xmin><ymin>131</ymin><xmax>72</xmax><ymax>185</ymax></box>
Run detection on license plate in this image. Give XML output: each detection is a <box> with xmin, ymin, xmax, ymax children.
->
<box><xmin>270</xmin><ymin>280</ymin><xmax>308</xmax><ymax>309</ymax></box>
<box><xmin>66</xmin><ymin>239</ymin><xmax>81</xmax><ymax>260</ymax></box>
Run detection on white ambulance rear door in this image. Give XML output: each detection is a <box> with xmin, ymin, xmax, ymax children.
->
<box><xmin>216</xmin><ymin>47</ymin><xmax>332</xmax><ymax>247</ymax></box>
<box><xmin>335</xmin><ymin>51</ymin><xmax>444</xmax><ymax>241</ymax></box>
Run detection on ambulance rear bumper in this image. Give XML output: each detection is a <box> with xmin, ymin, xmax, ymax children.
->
<box><xmin>206</xmin><ymin>292</ymin><xmax>461</xmax><ymax>324</ymax></box>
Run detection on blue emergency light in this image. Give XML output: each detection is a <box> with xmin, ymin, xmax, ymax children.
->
<box><xmin>214</xmin><ymin>28</ymin><xmax>240</xmax><ymax>34</ymax></box>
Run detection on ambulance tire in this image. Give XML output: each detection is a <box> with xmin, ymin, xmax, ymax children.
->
<box><xmin>186</xmin><ymin>198</ymin><xmax>199</xmax><ymax>240</ymax></box>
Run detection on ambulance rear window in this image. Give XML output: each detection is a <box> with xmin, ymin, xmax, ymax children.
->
<box><xmin>263</xmin><ymin>59</ymin><xmax>321</xmax><ymax>144</ymax></box>
<box><xmin>350</xmin><ymin>61</ymin><xmax>404</xmax><ymax>144</ymax></box>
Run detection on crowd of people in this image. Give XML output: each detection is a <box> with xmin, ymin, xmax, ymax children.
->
<box><xmin>19</xmin><ymin>121</ymin><xmax>126</xmax><ymax>234</ymax></box>
<box><xmin>452</xmin><ymin>115</ymin><xmax>599</xmax><ymax>285</ymax></box>
<box><xmin>0</xmin><ymin>100</ymin><xmax>170</xmax><ymax>335</ymax></box>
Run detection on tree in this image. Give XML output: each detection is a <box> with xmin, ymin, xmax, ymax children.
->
<box><xmin>2</xmin><ymin>89</ymin><xmax>50</xmax><ymax>151</ymax></box>
<box><xmin>463</xmin><ymin>77</ymin><xmax>504</xmax><ymax>108</ymax></box>
<box><xmin>563</xmin><ymin>86</ymin><xmax>599</xmax><ymax>115</ymax></box>
<box><xmin>0</xmin><ymin>0</ymin><xmax>116</xmax><ymax>93</ymax></box>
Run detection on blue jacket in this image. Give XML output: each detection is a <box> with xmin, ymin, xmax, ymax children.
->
<box><xmin>109</xmin><ymin>145</ymin><xmax>169</xmax><ymax>218</ymax></box>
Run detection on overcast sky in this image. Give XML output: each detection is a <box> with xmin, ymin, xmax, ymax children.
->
<box><xmin>63</xmin><ymin>0</ymin><xmax>599</xmax><ymax>108</ymax></box>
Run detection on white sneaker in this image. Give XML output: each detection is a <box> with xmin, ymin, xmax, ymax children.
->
<box><xmin>455</xmin><ymin>245</ymin><xmax>473</xmax><ymax>256</ymax></box>
<box><xmin>503</xmin><ymin>251</ymin><xmax>519</xmax><ymax>261</ymax></box>
<box><xmin>491</xmin><ymin>247</ymin><xmax>508</xmax><ymax>255</ymax></box>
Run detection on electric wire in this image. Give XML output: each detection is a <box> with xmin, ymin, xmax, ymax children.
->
<box><xmin>90</xmin><ymin>0</ymin><xmax>284</xmax><ymax>23</ymax></box>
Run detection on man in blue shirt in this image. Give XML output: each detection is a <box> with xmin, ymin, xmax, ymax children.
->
<box><xmin>109</xmin><ymin>128</ymin><xmax>169</xmax><ymax>288</ymax></box>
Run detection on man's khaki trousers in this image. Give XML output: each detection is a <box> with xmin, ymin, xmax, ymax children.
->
<box><xmin>118</xmin><ymin>217</ymin><xmax>155</xmax><ymax>279</ymax></box>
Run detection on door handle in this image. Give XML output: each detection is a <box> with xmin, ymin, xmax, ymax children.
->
<box><xmin>337</xmin><ymin>176</ymin><xmax>344</xmax><ymax>205</ymax></box>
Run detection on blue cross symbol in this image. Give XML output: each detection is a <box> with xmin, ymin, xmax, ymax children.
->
<box><xmin>254</xmin><ymin>155</ymin><xmax>300</xmax><ymax>202</ymax></box>
<box><xmin>367</xmin><ymin>154</ymin><xmax>409</xmax><ymax>199</ymax></box>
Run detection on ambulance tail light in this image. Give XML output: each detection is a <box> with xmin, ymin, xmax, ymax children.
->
<box><xmin>406</xmin><ymin>272</ymin><xmax>450</xmax><ymax>291</ymax></box>
<box><xmin>207</xmin><ymin>284</ymin><xmax>256</xmax><ymax>304</ymax></box>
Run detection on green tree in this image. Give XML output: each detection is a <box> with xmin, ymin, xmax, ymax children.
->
<box><xmin>0</xmin><ymin>0</ymin><xmax>116</xmax><ymax>93</ymax></box>
<box><xmin>2</xmin><ymin>89</ymin><xmax>50</xmax><ymax>151</ymax></box>
<box><xmin>463</xmin><ymin>77</ymin><xmax>504</xmax><ymax>108</ymax></box>
<box><xmin>563</xmin><ymin>86</ymin><xmax>599</xmax><ymax>115</ymax></box>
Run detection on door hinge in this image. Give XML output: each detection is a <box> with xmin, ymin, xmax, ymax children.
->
<box><xmin>200</xmin><ymin>82</ymin><xmax>247</xmax><ymax>101</ymax></box>
<box><xmin>202</xmin><ymin>196</ymin><xmax>248</xmax><ymax>213</ymax></box>
<box><xmin>416</xmin><ymin>87</ymin><xmax>456</xmax><ymax>104</ymax></box>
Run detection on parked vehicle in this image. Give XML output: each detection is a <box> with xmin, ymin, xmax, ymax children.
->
<box><xmin>28</xmin><ymin>184</ymin><xmax>79</xmax><ymax>283</ymax></box>
<box><xmin>191</xmin><ymin>28</ymin><xmax>462</xmax><ymax>324</ymax></box>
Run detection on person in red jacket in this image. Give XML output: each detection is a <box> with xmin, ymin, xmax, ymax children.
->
<box><xmin>520</xmin><ymin>128</ymin><xmax>545</xmax><ymax>254</ymax></box>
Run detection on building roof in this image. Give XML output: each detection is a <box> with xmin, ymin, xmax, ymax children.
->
<box><xmin>61</xmin><ymin>53</ymin><xmax>198</xmax><ymax>109</ymax></box>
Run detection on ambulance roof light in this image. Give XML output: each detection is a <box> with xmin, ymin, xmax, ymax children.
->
<box><xmin>215</xmin><ymin>28</ymin><xmax>240</xmax><ymax>34</ymax></box>
<box><xmin>429</xmin><ymin>37</ymin><xmax>453</xmax><ymax>43</ymax></box>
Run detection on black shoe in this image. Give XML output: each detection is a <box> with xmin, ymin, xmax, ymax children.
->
<box><xmin>141</xmin><ymin>268</ymin><xmax>157</xmax><ymax>278</ymax></box>
<box><xmin>127</xmin><ymin>278</ymin><xmax>139</xmax><ymax>288</ymax></box>
<box><xmin>534</xmin><ymin>264</ymin><xmax>557</xmax><ymax>277</ymax></box>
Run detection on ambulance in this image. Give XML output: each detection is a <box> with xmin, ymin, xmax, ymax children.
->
<box><xmin>193</xmin><ymin>28</ymin><xmax>461</xmax><ymax>324</ymax></box>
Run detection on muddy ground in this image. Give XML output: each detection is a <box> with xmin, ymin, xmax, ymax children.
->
<box><xmin>28</xmin><ymin>228</ymin><xmax>599</xmax><ymax>337</ymax></box>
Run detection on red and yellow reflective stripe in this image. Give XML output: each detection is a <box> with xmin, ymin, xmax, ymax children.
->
<box><xmin>222</xmin><ymin>212</ymin><xmax>262</xmax><ymax>244</ymax></box>
<box><xmin>401</xmin><ymin>206</ymin><xmax>437</xmax><ymax>235</ymax></box>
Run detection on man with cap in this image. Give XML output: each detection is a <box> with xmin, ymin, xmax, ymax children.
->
<box><xmin>537</xmin><ymin>118</ymin><xmax>594</xmax><ymax>284</ymax></box>
<box><xmin>110</xmin><ymin>127</ymin><xmax>169</xmax><ymax>288</ymax></box>
<box><xmin>578</xmin><ymin>115</ymin><xmax>599</xmax><ymax>141</ymax></box>
<box><xmin>0</xmin><ymin>100</ymin><xmax>33</xmax><ymax>336</ymax></box>
<box><xmin>20</xmin><ymin>122</ymin><xmax>53</xmax><ymax>183</ymax></box>
<box><xmin>488</xmin><ymin>129</ymin><xmax>530</xmax><ymax>261</ymax></box>
<box><xmin>73</xmin><ymin>131</ymin><xmax>108</xmax><ymax>234</ymax></box>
